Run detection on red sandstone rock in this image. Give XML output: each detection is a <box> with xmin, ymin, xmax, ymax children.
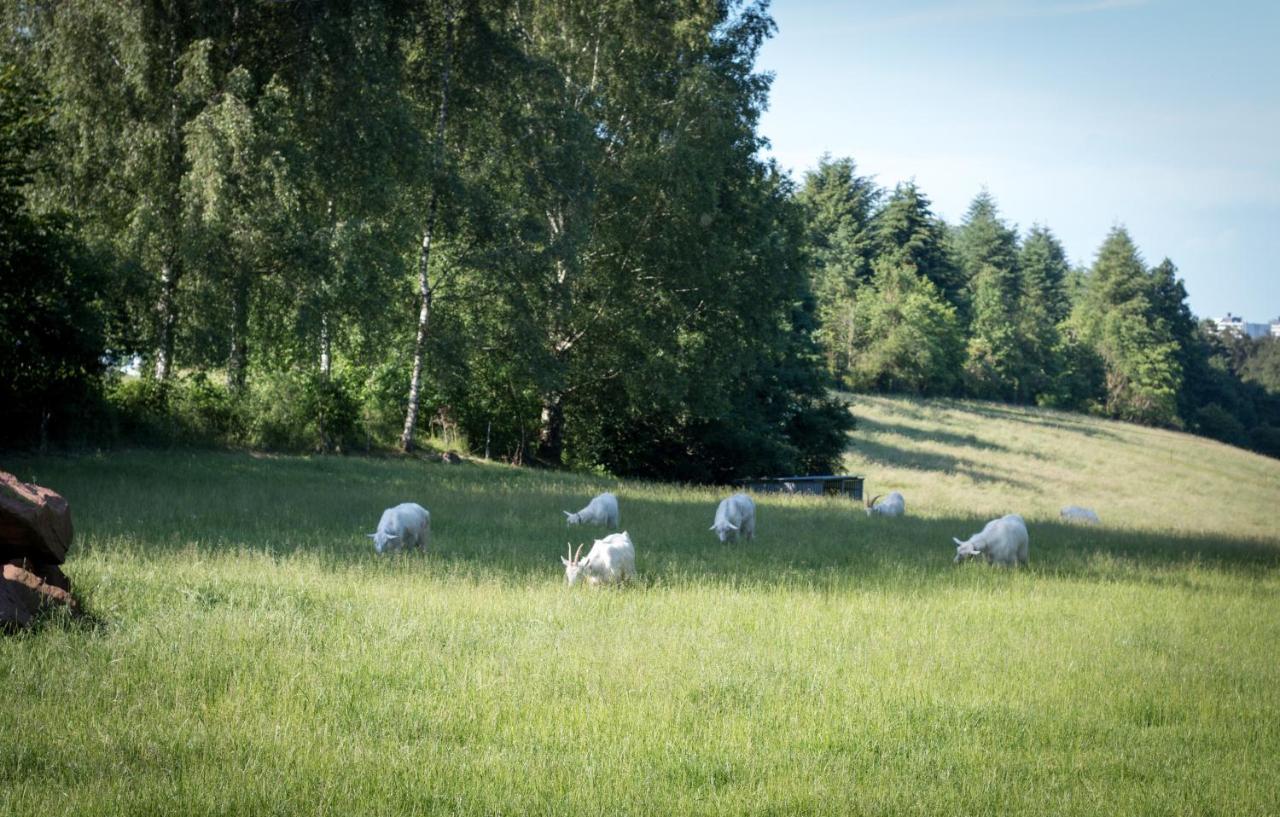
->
<box><xmin>2</xmin><ymin>563</ymin><xmax>77</xmax><ymax>610</ymax></box>
<box><xmin>2</xmin><ymin>562</ymin><xmax>78</xmax><ymax>630</ymax></box>
<box><xmin>0</xmin><ymin>471</ymin><xmax>73</xmax><ymax>564</ymax></box>
<box><xmin>5</xmin><ymin>558</ymin><xmax>71</xmax><ymax>592</ymax></box>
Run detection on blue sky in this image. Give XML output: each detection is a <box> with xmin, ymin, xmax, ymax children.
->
<box><xmin>756</xmin><ymin>0</ymin><xmax>1279</xmax><ymax>321</ymax></box>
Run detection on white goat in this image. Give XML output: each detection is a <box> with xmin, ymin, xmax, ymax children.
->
<box><xmin>865</xmin><ymin>491</ymin><xmax>906</xmax><ymax>517</ymax></box>
<box><xmin>953</xmin><ymin>514</ymin><xmax>1028</xmax><ymax>566</ymax></box>
<box><xmin>711</xmin><ymin>493</ymin><xmax>755</xmax><ymax>542</ymax></box>
<box><xmin>561</xmin><ymin>531</ymin><xmax>636</xmax><ymax>586</ymax></box>
<box><xmin>1060</xmin><ymin>505</ymin><xmax>1100</xmax><ymax>525</ymax></box>
<box><xmin>564</xmin><ymin>492</ymin><xmax>619</xmax><ymax>528</ymax></box>
<box><xmin>367</xmin><ymin>502</ymin><xmax>431</xmax><ymax>554</ymax></box>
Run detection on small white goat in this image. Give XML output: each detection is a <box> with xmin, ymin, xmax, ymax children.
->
<box><xmin>367</xmin><ymin>502</ymin><xmax>431</xmax><ymax>554</ymax></box>
<box><xmin>953</xmin><ymin>514</ymin><xmax>1028</xmax><ymax>566</ymax></box>
<box><xmin>561</xmin><ymin>531</ymin><xmax>635</xmax><ymax>586</ymax></box>
<box><xmin>865</xmin><ymin>491</ymin><xmax>906</xmax><ymax>517</ymax></box>
<box><xmin>1060</xmin><ymin>505</ymin><xmax>1100</xmax><ymax>525</ymax></box>
<box><xmin>711</xmin><ymin>493</ymin><xmax>755</xmax><ymax>542</ymax></box>
<box><xmin>564</xmin><ymin>492</ymin><xmax>619</xmax><ymax>528</ymax></box>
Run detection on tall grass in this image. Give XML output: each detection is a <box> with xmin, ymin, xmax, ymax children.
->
<box><xmin>3</xmin><ymin>395</ymin><xmax>1279</xmax><ymax>816</ymax></box>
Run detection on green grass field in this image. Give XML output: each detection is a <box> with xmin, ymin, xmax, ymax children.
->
<box><xmin>4</xmin><ymin>395</ymin><xmax>1279</xmax><ymax>816</ymax></box>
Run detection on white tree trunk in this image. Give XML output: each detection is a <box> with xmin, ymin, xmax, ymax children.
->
<box><xmin>400</xmin><ymin>5</ymin><xmax>454</xmax><ymax>452</ymax></box>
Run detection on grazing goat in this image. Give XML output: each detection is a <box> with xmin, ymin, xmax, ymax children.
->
<box><xmin>866</xmin><ymin>491</ymin><xmax>906</xmax><ymax>518</ymax></box>
<box><xmin>368</xmin><ymin>502</ymin><xmax>431</xmax><ymax>554</ymax></box>
<box><xmin>711</xmin><ymin>493</ymin><xmax>755</xmax><ymax>543</ymax></box>
<box><xmin>1060</xmin><ymin>505</ymin><xmax>1100</xmax><ymax>525</ymax></box>
<box><xmin>562</xmin><ymin>532</ymin><xmax>635</xmax><ymax>586</ymax></box>
<box><xmin>953</xmin><ymin>514</ymin><xmax>1028</xmax><ymax>566</ymax></box>
<box><xmin>564</xmin><ymin>492</ymin><xmax>620</xmax><ymax>528</ymax></box>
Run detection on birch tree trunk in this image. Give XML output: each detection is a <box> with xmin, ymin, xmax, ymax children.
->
<box><xmin>153</xmin><ymin>256</ymin><xmax>179</xmax><ymax>383</ymax></box>
<box><xmin>319</xmin><ymin>314</ymin><xmax>332</xmax><ymax>378</ymax></box>
<box><xmin>152</xmin><ymin>20</ymin><xmax>184</xmax><ymax>384</ymax></box>
<box><xmin>537</xmin><ymin>391</ymin><xmax>566</xmax><ymax>466</ymax></box>
<box><xmin>400</xmin><ymin>217</ymin><xmax>437</xmax><ymax>451</ymax></box>
<box><xmin>400</xmin><ymin>5</ymin><xmax>454</xmax><ymax>452</ymax></box>
<box><xmin>227</xmin><ymin>272</ymin><xmax>250</xmax><ymax>391</ymax></box>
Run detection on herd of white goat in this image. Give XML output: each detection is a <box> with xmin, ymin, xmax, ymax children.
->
<box><xmin>367</xmin><ymin>486</ymin><xmax>1102</xmax><ymax>583</ymax></box>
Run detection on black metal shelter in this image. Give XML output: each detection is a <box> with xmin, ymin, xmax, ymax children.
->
<box><xmin>736</xmin><ymin>475</ymin><xmax>864</xmax><ymax>501</ymax></box>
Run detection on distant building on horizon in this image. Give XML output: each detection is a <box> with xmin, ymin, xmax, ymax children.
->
<box><xmin>1214</xmin><ymin>313</ymin><xmax>1272</xmax><ymax>339</ymax></box>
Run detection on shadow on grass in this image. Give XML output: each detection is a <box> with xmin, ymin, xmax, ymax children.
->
<box><xmin>604</xmin><ymin>499</ymin><xmax>1280</xmax><ymax>589</ymax></box>
<box><xmin>14</xmin><ymin>450</ymin><xmax>1280</xmax><ymax>596</ymax></box>
<box><xmin>5</xmin><ymin>601</ymin><xmax>108</xmax><ymax>637</ymax></box>
<box><xmin>952</xmin><ymin>401</ymin><xmax>1125</xmax><ymax>441</ymax></box>
<box><xmin>855</xmin><ymin>415</ymin><xmax>1018</xmax><ymax>456</ymax></box>
<box><xmin>847</xmin><ymin>433</ymin><xmax>1041</xmax><ymax>492</ymax></box>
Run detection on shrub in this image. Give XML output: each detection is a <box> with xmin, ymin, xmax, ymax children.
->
<box><xmin>1193</xmin><ymin>403</ymin><xmax>1247</xmax><ymax>447</ymax></box>
<box><xmin>241</xmin><ymin>369</ymin><xmax>363</xmax><ymax>453</ymax></box>
<box><xmin>1248</xmin><ymin>424</ymin><xmax>1280</xmax><ymax>458</ymax></box>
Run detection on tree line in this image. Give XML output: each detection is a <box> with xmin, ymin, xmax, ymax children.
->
<box><xmin>1</xmin><ymin>0</ymin><xmax>852</xmax><ymax>481</ymax></box>
<box><xmin>798</xmin><ymin>157</ymin><xmax>1280</xmax><ymax>458</ymax></box>
<box><xmin>3</xmin><ymin>2</ymin><xmax>1277</xmax><ymax>473</ymax></box>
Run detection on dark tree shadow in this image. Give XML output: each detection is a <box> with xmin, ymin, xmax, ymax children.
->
<box><xmin>949</xmin><ymin>401</ymin><xmax>1125</xmax><ymax>441</ymax></box>
<box><xmin>19</xmin><ymin>451</ymin><xmax>1279</xmax><ymax>603</ymax></box>
<box><xmin>853</xmin><ymin>415</ymin><xmax>1034</xmax><ymax>457</ymax></box>
<box><xmin>845</xmin><ymin>433</ymin><xmax>1040</xmax><ymax>492</ymax></box>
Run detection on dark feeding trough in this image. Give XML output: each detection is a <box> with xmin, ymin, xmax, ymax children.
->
<box><xmin>737</xmin><ymin>474</ymin><xmax>864</xmax><ymax>501</ymax></box>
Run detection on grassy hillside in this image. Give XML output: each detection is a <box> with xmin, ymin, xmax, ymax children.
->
<box><xmin>844</xmin><ymin>394</ymin><xmax>1279</xmax><ymax>538</ymax></box>
<box><xmin>2</xmin><ymin>396</ymin><xmax>1279</xmax><ymax>816</ymax></box>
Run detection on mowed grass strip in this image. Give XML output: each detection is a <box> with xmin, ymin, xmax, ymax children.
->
<box><xmin>3</xmin><ymin>395</ymin><xmax>1279</xmax><ymax>816</ymax></box>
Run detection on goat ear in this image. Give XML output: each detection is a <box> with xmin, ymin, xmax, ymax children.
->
<box><xmin>385</xmin><ymin>534</ymin><xmax>399</xmax><ymax>541</ymax></box>
<box><xmin>709</xmin><ymin>525</ymin><xmax>717</xmax><ymax>531</ymax></box>
<box><xmin>726</xmin><ymin>522</ymin><xmax>738</xmax><ymax>530</ymax></box>
<box><xmin>563</xmin><ymin>510</ymin><xmax>572</xmax><ymax>517</ymax></box>
<box><xmin>952</xmin><ymin>537</ymin><xmax>964</xmax><ymax>546</ymax></box>
<box><xmin>560</xmin><ymin>556</ymin><xmax>571</xmax><ymax>566</ymax></box>
<box><xmin>367</xmin><ymin>533</ymin><xmax>378</xmax><ymax>539</ymax></box>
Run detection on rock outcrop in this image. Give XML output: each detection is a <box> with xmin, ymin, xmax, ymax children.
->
<box><xmin>1</xmin><ymin>471</ymin><xmax>77</xmax><ymax>630</ymax></box>
<box><xmin>0</xmin><ymin>471</ymin><xmax>73</xmax><ymax>564</ymax></box>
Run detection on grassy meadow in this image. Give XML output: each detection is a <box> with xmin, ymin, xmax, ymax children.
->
<box><xmin>3</xmin><ymin>395</ymin><xmax>1280</xmax><ymax>816</ymax></box>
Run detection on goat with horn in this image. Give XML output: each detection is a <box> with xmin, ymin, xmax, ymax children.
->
<box><xmin>561</xmin><ymin>532</ymin><xmax>635</xmax><ymax>586</ymax></box>
<box><xmin>865</xmin><ymin>491</ymin><xmax>905</xmax><ymax>518</ymax></box>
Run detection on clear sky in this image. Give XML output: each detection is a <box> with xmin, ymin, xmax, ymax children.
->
<box><xmin>756</xmin><ymin>0</ymin><xmax>1279</xmax><ymax>322</ymax></box>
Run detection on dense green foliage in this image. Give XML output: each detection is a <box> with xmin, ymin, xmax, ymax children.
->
<box><xmin>1</xmin><ymin>1</ymin><xmax>851</xmax><ymax>478</ymax></box>
<box><xmin>4</xmin><ymin>406</ymin><xmax>1279</xmax><ymax>815</ymax></box>
<box><xmin>0</xmin><ymin>63</ymin><xmax>107</xmax><ymax>448</ymax></box>
<box><xmin>3</xmin><ymin>3</ymin><xmax>1274</xmax><ymax>466</ymax></box>
<box><xmin>798</xmin><ymin>157</ymin><xmax>1280</xmax><ymax>457</ymax></box>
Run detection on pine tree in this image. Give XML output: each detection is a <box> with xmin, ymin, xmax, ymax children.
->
<box><xmin>954</xmin><ymin>192</ymin><xmax>1026</xmax><ymax>399</ymax></box>
<box><xmin>1018</xmin><ymin>225</ymin><xmax>1071</xmax><ymax>400</ymax></box>
<box><xmin>954</xmin><ymin>190</ymin><xmax>1019</xmax><ymax>291</ymax></box>
<box><xmin>1146</xmin><ymin>258</ymin><xmax>1203</xmax><ymax>423</ymax></box>
<box><xmin>1020</xmin><ymin>225</ymin><xmax>1071</xmax><ymax>324</ymax></box>
<box><xmin>796</xmin><ymin>155</ymin><xmax>880</xmax><ymax>380</ymax></box>
<box><xmin>1072</xmin><ymin>228</ymin><xmax>1182</xmax><ymax>425</ymax></box>
<box><xmin>873</xmin><ymin>182</ymin><xmax>965</xmax><ymax>314</ymax></box>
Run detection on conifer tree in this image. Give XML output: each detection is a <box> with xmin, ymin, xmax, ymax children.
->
<box><xmin>954</xmin><ymin>193</ymin><xmax>1026</xmax><ymax>399</ymax></box>
<box><xmin>1017</xmin><ymin>225</ymin><xmax>1071</xmax><ymax>401</ymax></box>
<box><xmin>1020</xmin><ymin>225</ymin><xmax>1071</xmax><ymax>324</ymax></box>
<box><xmin>796</xmin><ymin>156</ymin><xmax>881</xmax><ymax>380</ymax></box>
<box><xmin>1071</xmin><ymin>228</ymin><xmax>1182</xmax><ymax>425</ymax></box>
<box><xmin>954</xmin><ymin>191</ymin><xmax>1019</xmax><ymax>292</ymax></box>
<box><xmin>873</xmin><ymin>182</ymin><xmax>965</xmax><ymax>314</ymax></box>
